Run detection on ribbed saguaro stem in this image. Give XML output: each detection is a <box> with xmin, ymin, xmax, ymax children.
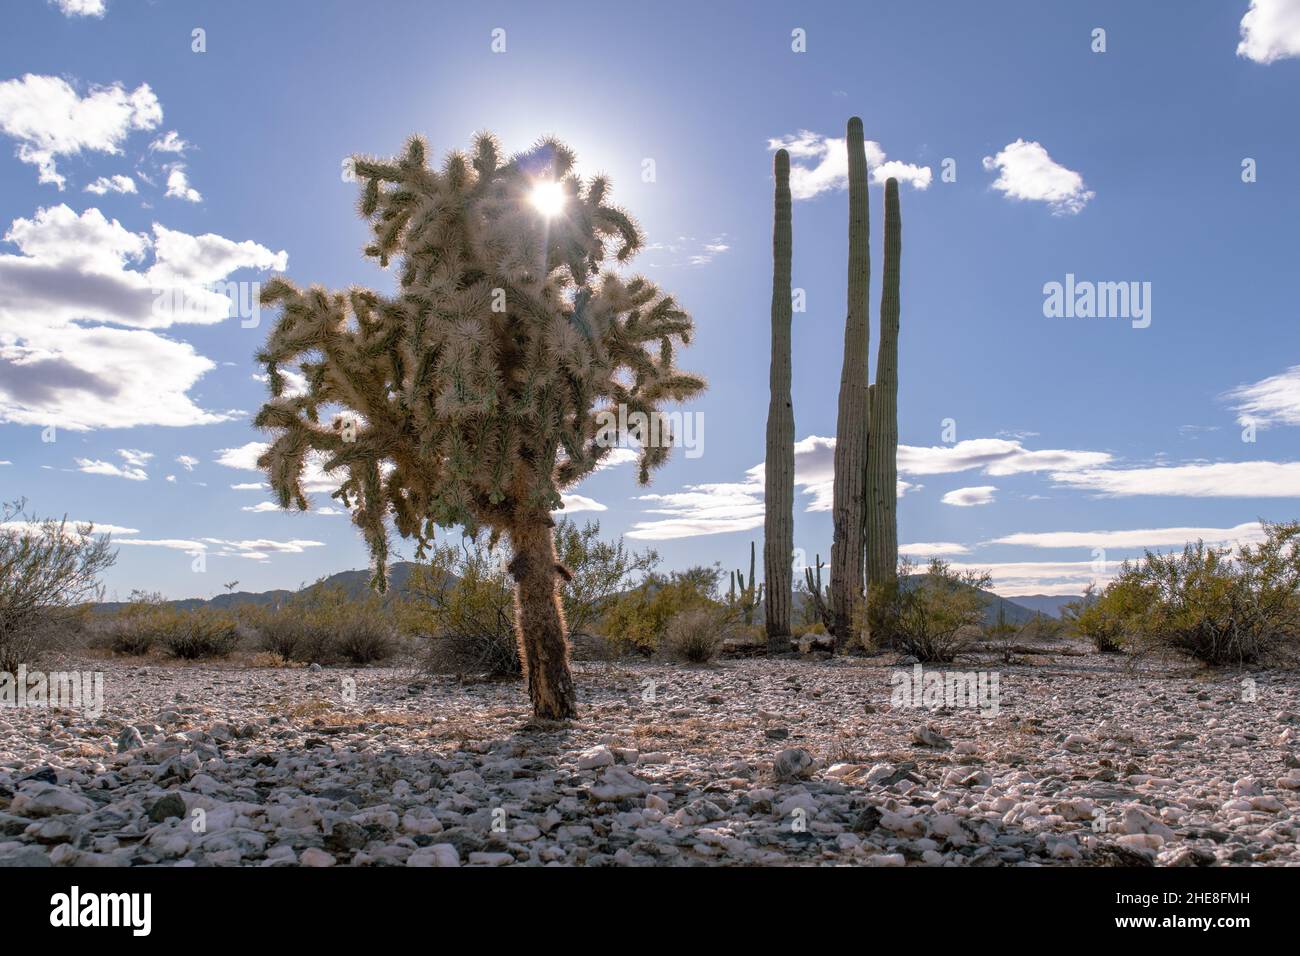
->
<box><xmin>764</xmin><ymin>149</ymin><xmax>795</xmax><ymax>652</ymax></box>
<box><xmin>866</xmin><ymin>178</ymin><xmax>901</xmax><ymax>607</ymax></box>
<box><xmin>829</xmin><ymin>116</ymin><xmax>871</xmax><ymax>649</ymax></box>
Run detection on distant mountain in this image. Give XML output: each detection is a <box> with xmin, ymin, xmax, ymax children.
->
<box><xmin>94</xmin><ymin>562</ymin><xmax>422</xmax><ymax>613</ymax></box>
<box><xmin>792</xmin><ymin>575</ymin><xmax>1051</xmax><ymax>628</ymax></box>
<box><xmin>1002</xmin><ymin>594</ymin><xmax>1082</xmax><ymax>619</ymax></box>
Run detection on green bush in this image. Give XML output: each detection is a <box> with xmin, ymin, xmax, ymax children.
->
<box><xmin>251</xmin><ymin>585</ymin><xmax>397</xmax><ymax>666</ymax></box>
<box><xmin>1062</xmin><ymin>582</ymin><xmax>1131</xmax><ymax>652</ymax></box>
<box><xmin>598</xmin><ymin>565</ymin><xmax>724</xmax><ymax>654</ymax></box>
<box><xmin>1072</xmin><ymin>522</ymin><xmax>1300</xmax><ymax>665</ymax></box>
<box><xmin>867</xmin><ymin>558</ymin><xmax>991</xmax><ymax>662</ymax></box>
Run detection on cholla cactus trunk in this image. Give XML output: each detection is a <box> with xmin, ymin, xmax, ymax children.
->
<box><xmin>764</xmin><ymin>149</ymin><xmax>795</xmax><ymax>651</ymax></box>
<box><xmin>507</xmin><ymin>517</ymin><xmax>576</xmax><ymax>719</ymax></box>
<box><xmin>866</xmin><ymin>179</ymin><xmax>902</xmax><ymax>605</ymax></box>
<box><xmin>252</xmin><ymin>132</ymin><xmax>704</xmax><ymax>720</ymax></box>
<box><xmin>829</xmin><ymin>116</ymin><xmax>871</xmax><ymax>649</ymax></box>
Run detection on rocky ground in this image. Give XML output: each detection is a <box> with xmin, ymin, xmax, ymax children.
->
<box><xmin>1</xmin><ymin>644</ymin><xmax>1298</xmax><ymax>867</ymax></box>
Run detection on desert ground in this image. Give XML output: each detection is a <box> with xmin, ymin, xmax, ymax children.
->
<box><xmin>2</xmin><ymin>642</ymin><xmax>1298</xmax><ymax>868</ymax></box>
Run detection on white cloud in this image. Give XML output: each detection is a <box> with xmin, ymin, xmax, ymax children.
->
<box><xmin>164</xmin><ymin>165</ymin><xmax>202</xmax><ymax>203</ymax></box>
<box><xmin>1052</xmin><ymin>460</ymin><xmax>1300</xmax><ymax>497</ymax></box>
<box><xmin>0</xmin><ymin>204</ymin><xmax>286</xmax><ymax>430</ymax></box>
<box><xmin>230</xmin><ymin>482</ymin><xmax>267</xmax><ymax>491</ymax></box>
<box><xmin>149</xmin><ymin>130</ymin><xmax>189</xmax><ymax>154</ymax></box>
<box><xmin>252</xmin><ymin>368</ymin><xmax>307</xmax><ymax>398</ymax></box>
<box><xmin>84</xmin><ymin>174</ymin><xmax>136</xmax><ymax>195</ymax></box>
<box><xmin>215</xmin><ymin>441</ymin><xmax>345</xmax><ymax>494</ymax></box>
<box><xmin>1</xmin><ymin>519</ymin><xmax>137</xmax><ymax>535</ymax></box>
<box><xmin>0</xmin><ymin>74</ymin><xmax>160</xmax><ymax>188</ymax></box>
<box><xmin>899</xmin><ymin>438</ymin><xmax>1110</xmax><ymax>476</ymax></box>
<box><xmin>558</xmin><ymin>493</ymin><xmax>607</xmax><ymax>513</ymax></box>
<box><xmin>241</xmin><ymin>502</ymin><xmax>282</xmax><ymax>513</ymax></box>
<box><xmin>626</xmin><ymin>434</ymin><xmax>1103</xmax><ymax>540</ymax></box>
<box><xmin>643</xmin><ymin>234</ymin><xmax>731</xmax><ymax>268</ymax></box>
<box><xmin>1223</xmin><ymin>364</ymin><xmax>1300</xmax><ymax>428</ymax></box>
<box><xmin>766</xmin><ymin>130</ymin><xmax>931</xmax><ymax>201</ymax></box>
<box><xmin>988</xmin><ymin>521</ymin><xmax>1267</xmax><ymax>550</ymax></box>
<box><xmin>949</xmin><ymin>560</ymin><xmax>1110</xmax><ymax>597</ymax></box>
<box><xmin>115</xmin><ymin>535</ymin><xmax>326</xmax><ymax>561</ymax></box>
<box><xmin>48</xmin><ymin>0</ymin><xmax>106</xmax><ymax>16</ymax></box>
<box><xmin>899</xmin><ymin>541</ymin><xmax>971</xmax><ymax>557</ymax></box>
<box><xmin>175</xmin><ymin>454</ymin><xmax>199</xmax><ymax>471</ymax></box>
<box><xmin>75</xmin><ymin>456</ymin><xmax>147</xmax><ymax>481</ymax></box>
<box><xmin>981</xmin><ymin>140</ymin><xmax>1094</xmax><ymax>215</ymax></box>
<box><xmin>1238</xmin><ymin>0</ymin><xmax>1300</xmax><ymax>63</ymax></box>
<box><xmin>941</xmin><ymin>485</ymin><xmax>997</xmax><ymax>507</ymax></box>
<box><xmin>117</xmin><ymin>448</ymin><xmax>152</xmax><ymax>468</ymax></box>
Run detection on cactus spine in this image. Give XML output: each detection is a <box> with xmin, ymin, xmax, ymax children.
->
<box><xmin>829</xmin><ymin>116</ymin><xmax>871</xmax><ymax>650</ymax></box>
<box><xmin>764</xmin><ymin>148</ymin><xmax>795</xmax><ymax>652</ymax></box>
<box><xmin>866</xmin><ymin>178</ymin><xmax>901</xmax><ymax>613</ymax></box>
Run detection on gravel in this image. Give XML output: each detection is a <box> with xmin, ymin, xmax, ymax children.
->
<box><xmin>0</xmin><ymin>646</ymin><xmax>1296</xmax><ymax>867</ymax></box>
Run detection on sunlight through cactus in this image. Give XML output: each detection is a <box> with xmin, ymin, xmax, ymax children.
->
<box><xmin>252</xmin><ymin>132</ymin><xmax>705</xmax><ymax>719</ymax></box>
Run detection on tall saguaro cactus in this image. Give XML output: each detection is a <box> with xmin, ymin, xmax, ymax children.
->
<box><xmin>829</xmin><ymin>116</ymin><xmax>871</xmax><ymax>648</ymax></box>
<box><xmin>764</xmin><ymin>148</ymin><xmax>795</xmax><ymax>652</ymax></box>
<box><xmin>252</xmin><ymin>132</ymin><xmax>704</xmax><ymax>720</ymax></box>
<box><xmin>866</xmin><ymin>178</ymin><xmax>902</xmax><ymax>607</ymax></box>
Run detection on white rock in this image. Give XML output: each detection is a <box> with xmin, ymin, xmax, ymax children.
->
<box><xmin>299</xmin><ymin>848</ymin><xmax>336</xmax><ymax>867</ymax></box>
<box><xmin>406</xmin><ymin>844</ymin><xmax>460</xmax><ymax>867</ymax></box>
<box><xmin>577</xmin><ymin>745</ymin><xmax>614</xmax><ymax>771</ymax></box>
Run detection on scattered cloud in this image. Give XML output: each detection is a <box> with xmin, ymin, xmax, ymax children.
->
<box><xmin>942</xmin><ymin>485</ymin><xmax>997</xmax><ymax>507</ymax></box>
<box><xmin>164</xmin><ymin>165</ymin><xmax>202</xmax><ymax>203</ymax></box>
<box><xmin>148</xmin><ymin>130</ymin><xmax>189</xmax><ymax>154</ymax></box>
<box><xmin>558</xmin><ymin>493</ymin><xmax>607</xmax><ymax>513</ymax></box>
<box><xmin>643</xmin><ymin>234</ymin><xmax>731</xmax><ymax>268</ymax></box>
<box><xmin>0</xmin><ymin>74</ymin><xmax>160</xmax><ymax>188</ymax></box>
<box><xmin>981</xmin><ymin>139</ymin><xmax>1093</xmax><ymax>215</ymax></box>
<box><xmin>899</xmin><ymin>438</ymin><xmax>1110</xmax><ymax>476</ymax></box>
<box><xmin>0</xmin><ymin>204</ymin><xmax>285</xmax><ymax>430</ymax></box>
<box><xmin>115</xmin><ymin>535</ymin><xmax>326</xmax><ymax>561</ymax></box>
<box><xmin>950</xmin><ymin>560</ymin><xmax>1109</xmax><ymax>597</ymax></box>
<box><xmin>48</xmin><ymin>0</ymin><xmax>106</xmax><ymax>17</ymax></box>
<box><xmin>175</xmin><ymin>454</ymin><xmax>199</xmax><ymax>471</ymax></box>
<box><xmin>988</xmin><ymin>521</ymin><xmax>1267</xmax><ymax>550</ymax></box>
<box><xmin>215</xmin><ymin>441</ymin><xmax>344</xmax><ymax>494</ymax></box>
<box><xmin>1052</xmin><ymin>460</ymin><xmax>1300</xmax><ymax>497</ymax></box>
<box><xmin>1223</xmin><ymin>364</ymin><xmax>1300</xmax><ymax>428</ymax></box>
<box><xmin>1237</xmin><ymin>0</ymin><xmax>1300</xmax><ymax>63</ymax></box>
<box><xmin>230</xmin><ymin>482</ymin><xmax>267</xmax><ymax>491</ymax></box>
<box><xmin>84</xmin><ymin>174</ymin><xmax>135</xmax><ymax>195</ymax></box>
<box><xmin>899</xmin><ymin>541</ymin><xmax>971</xmax><ymax>557</ymax></box>
<box><xmin>75</xmin><ymin>451</ymin><xmax>148</xmax><ymax>480</ymax></box>
<box><xmin>766</xmin><ymin>130</ymin><xmax>931</xmax><ymax>200</ymax></box>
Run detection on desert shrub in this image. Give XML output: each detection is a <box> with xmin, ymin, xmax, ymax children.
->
<box><xmin>659</xmin><ymin>607</ymin><xmax>729</xmax><ymax>663</ymax></box>
<box><xmin>251</xmin><ymin>585</ymin><xmax>397</xmax><ymax>666</ymax></box>
<box><xmin>1076</xmin><ymin>523</ymin><xmax>1300</xmax><ymax>665</ymax></box>
<box><xmin>249</xmin><ymin>606</ymin><xmax>312</xmax><ymax>660</ymax></box>
<box><xmin>99</xmin><ymin>590</ymin><xmax>170</xmax><ymax>656</ymax></box>
<box><xmin>159</xmin><ymin>607</ymin><xmax>240</xmax><ymax>660</ymax></box>
<box><xmin>598</xmin><ymin>564</ymin><xmax>724</xmax><ymax>654</ymax></box>
<box><xmin>1062</xmin><ymin>582</ymin><xmax>1130</xmax><ymax>652</ymax></box>
<box><xmin>402</xmin><ymin>538</ymin><xmax>520</xmax><ymax>676</ymax></box>
<box><xmin>867</xmin><ymin>558</ymin><xmax>991</xmax><ymax>662</ymax></box>
<box><xmin>554</xmin><ymin>518</ymin><xmax>660</xmax><ymax>639</ymax></box>
<box><xmin>0</xmin><ymin>500</ymin><xmax>116</xmax><ymax>671</ymax></box>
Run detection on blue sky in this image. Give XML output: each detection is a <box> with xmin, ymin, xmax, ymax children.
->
<box><xmin>2</xmin><ymin>0</ymin><xmax>1299</xmax><ymax>601</ymax></box>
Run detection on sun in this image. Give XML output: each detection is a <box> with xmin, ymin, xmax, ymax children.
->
<box><xmin>529</xmin><ymin>179</ymin><xmax>565</xmax><ymax>218</ymax></box>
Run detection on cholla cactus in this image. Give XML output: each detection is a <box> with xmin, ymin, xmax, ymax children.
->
<box><xmin>252</xmin><ymin>132</ymin><xmax>705</xmax><ymax>719</ymax></box>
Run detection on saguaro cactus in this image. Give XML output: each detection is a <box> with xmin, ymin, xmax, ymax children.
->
<box><xmin>866</xmin><ymin>178</ymin><xmax>902</xmax><ymax>607</ymax></box>
<box><xmin>730</xmin><ymin>540</ymin><xmax>764</xmax><ymax>625</ymax></box>
<box><xmin>764</xmin><ymin>148</ymin><xmax>795</xmax><ymax>652</ymax></box>
<box><xmin>829</xmin><ymin>116</ymin><xmax>871</xmax><ymax>649</ymax></box>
